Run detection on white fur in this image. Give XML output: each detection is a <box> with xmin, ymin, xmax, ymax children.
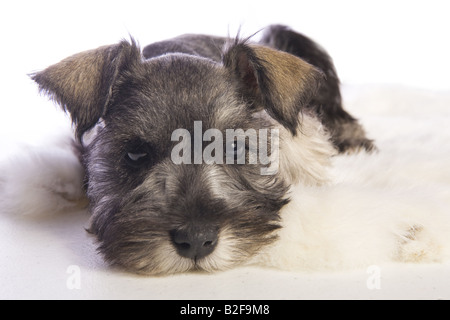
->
<box><xmin>253</xmin><ymin>178</ymin><xmax>450</xmax><ymax>271</ymax></box>
<box><xmin>0</xmin><ymin>133</ymin><xmax>86</xmax><ymax>216</ymax></box>
<box><xmin>277</xmin><ymin>113</ymin><xmax>336</xmax><ymax>186</ymax></box>
<box><xmin>253</xmin><ymin>85</ymin><xmax>450</xmax><ymax>270</ymax></box>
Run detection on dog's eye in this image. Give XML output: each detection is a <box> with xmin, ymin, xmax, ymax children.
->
<box><xmin>124</xmin><ymin>143</ymin><xmax>152</xmax><ymax>168</ymax></box>
<box><xmin>124</xmin><ymin>139</ymin><xmax>154</xmax><ymax>168</ymax></box>
<box><xmin>226</xmin><ymin>140</ymin><xmax>246</xmax><ymax>163</ymax></box>
<box><xmin>127</xmin><ymin>152</ymin><xmax>147</xmax><ymax>162</ymax></box>
<box><xmin>125</xmin><ymin>151</ymin><xmax>149</xmax><ymax>168</ymax></box>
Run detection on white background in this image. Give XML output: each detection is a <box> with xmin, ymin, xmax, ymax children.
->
<box><xmin>2</xmin><ymin>0</ymin><xmax>450</xmax><ymax>88</ymax></box>
<box><xmin>1</xmin><ymin>0</ymin><xmax>449</xmax><ymax>143</ymax></box>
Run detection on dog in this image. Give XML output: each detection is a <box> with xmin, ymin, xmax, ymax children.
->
<box><xmin>28</xmin><ymin>25</ymin><xmax>380</xmax><ymax>275</ymax></box>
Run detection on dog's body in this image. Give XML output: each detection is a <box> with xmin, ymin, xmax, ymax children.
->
<box><xmin>19</xmin><ymin>25</ymin><xmax>449</xmax><ymax>275</ymax></box>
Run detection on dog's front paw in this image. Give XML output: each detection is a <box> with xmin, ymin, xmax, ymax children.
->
<box><xmin>328</xmin><ymin>118</ymin><xmax>377</xmax><ymax>154</ymax></box>
<box><xmin>336</xmin><ymin>138</ymin><xmax>377</xmax><ymax>154</ymax></box>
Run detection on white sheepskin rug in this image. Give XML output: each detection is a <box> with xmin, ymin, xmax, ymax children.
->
<box><xmin>254</xmin><ymin>85</ymin><xmax>450</xmax><ymax>271</ymax></box>
<box><xmin>1</xmin><ymin>84</ymin><xmax>449</xmax><ymax>273</ymax></box>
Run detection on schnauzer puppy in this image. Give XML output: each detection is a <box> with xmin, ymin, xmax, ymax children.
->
<box><xmin>31</xmin><ymin>25</ymin><xmax>374</xmax><ymax>275</ymax></box>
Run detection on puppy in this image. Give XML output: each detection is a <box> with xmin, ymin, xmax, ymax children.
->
<box><xmin>30</xmin><ymin>25</ymin><xmax>376</xmax><ymax>274</ymax></box>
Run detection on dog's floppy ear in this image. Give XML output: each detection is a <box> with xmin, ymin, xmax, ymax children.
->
<box><xmin>223</xmin><ymin>40</ymin><xmax>324</xmax><ymax>135</ymax></box>
<box><xmin>31</xmin><ymin>39</ymin><xmax>141</xmax><ymax>140</ymax></box>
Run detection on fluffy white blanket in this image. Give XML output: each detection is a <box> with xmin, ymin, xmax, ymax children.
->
<box><xmin>255</xmin><ymin>85</ymin><xmax>450</xmax><ymax>271</ymax></box>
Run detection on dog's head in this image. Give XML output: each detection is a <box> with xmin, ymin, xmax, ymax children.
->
<box><xmin>32</xmin><ymin>37</ymin><xmax>328</xmax><ymax>274</ymax></box>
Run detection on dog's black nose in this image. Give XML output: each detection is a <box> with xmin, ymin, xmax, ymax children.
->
<box><xmin>170</xmin><ymin>227</ymin><xmax>218</xmax><ymax>260</ymax></box>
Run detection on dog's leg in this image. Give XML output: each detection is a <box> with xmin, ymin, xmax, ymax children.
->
<box><xmin>260</xmin><ymin>25</ymin><xmax>375</xmax><ymax>153</ymax></box>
